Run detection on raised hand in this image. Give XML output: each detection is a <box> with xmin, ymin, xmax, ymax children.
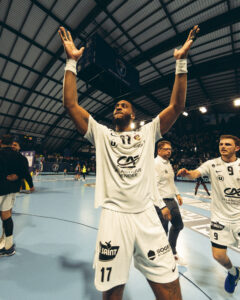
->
<box><xmin>58</xmin><ymin>26</ymin><xmax>85</xmax><ymax>61</ymax></box>
<box><xmin>174</xmin><ymin>25</ymin><xmax>200</xmax><ymax>60</ymax></box>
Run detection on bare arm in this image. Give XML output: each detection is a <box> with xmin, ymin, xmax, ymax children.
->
<box><xmin>177</xmin><ymin>168</ymin><xmax>201</xmax><ymax>180</ymax></box>
<box><xmin>160</xmin><ymin>25</ymin><xmax>200</xmax><ymax>135</ymax></box>
<box><xmin>58</xmin><ymin>27</ymin><xmax>89</xmax><ymax>135</ymax></box>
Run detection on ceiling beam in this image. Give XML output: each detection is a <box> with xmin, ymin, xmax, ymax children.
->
<box><xmin>129</xmin><ymin>6</ymin><xmax>240</xmax><ymax>66</ymax></box>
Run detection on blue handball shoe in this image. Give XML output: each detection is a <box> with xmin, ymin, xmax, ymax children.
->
<box><xmin>224</xmin><ymin>267</ymin><xmax>240</xmax><ymax>293</ymax></box>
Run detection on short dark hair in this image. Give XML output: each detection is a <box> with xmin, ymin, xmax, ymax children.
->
<box><xmin>157</xmin><ymin>140</ymin><xmax>172</xmax><ymax>150</ymax></box>
<box><xmin>1</xmin><ymin>135</ymin><xmax>13</xmax><ymax>146</ymax></box>
<box><xmin>220</xmin><ymin>135</ymin><xmax>240</xmax><ymax>147</ymax></box>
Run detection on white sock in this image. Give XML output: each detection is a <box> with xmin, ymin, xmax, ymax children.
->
<box><xmin>228</xmin><ymin>266</ymin><xmax>237</xmax><ymax>276</ymax></box>
<box><xmin>5</xmin><ymin>236</ymin><xmax>13</xmax><ymax>250</ymax></box>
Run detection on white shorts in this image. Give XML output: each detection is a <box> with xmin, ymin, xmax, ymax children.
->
<box><xmin>94</xmin><ymin>205</ymin><xmax>178</xmax><ymax>291</ymax></box>
<box><xmin>210</xmin><ymin>219</ymin><xmax>240</xmax><ymax>248</ymax></box>
<box><xmin>0</xmin><ymin>193</ymin><xmax>16</xmax><ymax>211</ymax></box>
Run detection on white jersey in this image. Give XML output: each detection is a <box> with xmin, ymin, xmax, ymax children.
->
<box><xmin>197</xmin><ymin>157</ymin><xmax>240</xmax><ymax>222</ymax></box>
<box><xmin>154</xmin><ymin>156</ymin><xmax>179</xmax><ymax>199</ymax></box>
<box><xmin>84</xmin><ymin>115</ymin><xmax>166</xmax><ymax>213</ymax></box>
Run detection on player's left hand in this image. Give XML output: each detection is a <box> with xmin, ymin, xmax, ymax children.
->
<box><xmin>161</xmin><ymin>207</ymin><xmax>171</xmax><ymax>221</ymax></box>
<box><xmin>6</xmin><ymin>174</ymin><xmax>18</xmax><ymax>181</ymax></box>
<box><xmin>174</xmin><ymin>25</ymin><xmax>200</xmax><ymax>59</ymax></box>
<box><xmin>176</xmin><ymin>194</ymin><xmax>183</xmax><ymax>206</ymax></box>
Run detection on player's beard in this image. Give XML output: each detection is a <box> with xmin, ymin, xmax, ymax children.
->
<box><xmin>113</xmin><ymin>113</ymin><xmax>131</xmax><ymax>129</ymax></box>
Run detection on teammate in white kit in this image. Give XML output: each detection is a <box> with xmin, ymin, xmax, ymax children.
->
<box><xmin>177</xmin><ymin>135</ymin><xmax>240</xmax><ymax>294</ymax></box>
<box><xmin>155</xmin><ymin>140</ymin><xmax>186</xmax><ymax>266</ymax></box>
<box><xmin>58</xmin><ymin>24</ymin><xmax>199</xmax><ymax>300</ymax></box>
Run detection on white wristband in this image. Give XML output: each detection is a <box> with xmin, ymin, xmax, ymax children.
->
<box><xmin>65</xmin><ymin>59</ymin><xmax>77</xmax><ymax>75</ymax></box>
<box><xmin>175</xmin><ymin>59</ymin><xmax>187</xmax><ymax>74</ymax></box>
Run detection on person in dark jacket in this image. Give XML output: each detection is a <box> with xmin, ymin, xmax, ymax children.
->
<box><xmin>0</xmin><ymin>135</ymin><xmax>28</xmax><ymax>256</ymax></box>
<box><xmin>12</xmin><ymin>141</ymin><xmax>35</xmax><ymax>193</ymax></box>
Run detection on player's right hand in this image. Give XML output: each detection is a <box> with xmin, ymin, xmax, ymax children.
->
<box><xmin>58</xmin><ymin>26</ymin><xmax>85</xmax><ymax>61</ymax></box>
<box><xmin>177</xmin><ymin>168</ymin><xmax>190</xmax><ymax>177</ymax></box>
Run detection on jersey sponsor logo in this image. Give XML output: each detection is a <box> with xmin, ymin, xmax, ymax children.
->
<box><xmin>117</xmin><ymin>155</ymin><xmax>140</xmax><ymax>168</ymax></box>
<box><xmin>110</xmin><ymin>140</ymin><xmax>117</xmax><ymax>147</ymax></box>
<box><xmin>147</xmin><ymin>250</ymin><xmax>156</xmax><ymax>260</ymax></box>
<box><xmin>133</xmin><ymin>142</ymin><xmax>144</xmax><ymax>148</ymax></box>
<box><xmin>211</xmin><ymin>221</ymin><xmax>225</xmax><ymax>231</ymax></box>
<box><xmin>217</xmin><ymin>175</ymin><xmax>224</xmax><ymax>181</ymax></box>
<box><xmin>147</xmin><ymin>245</ymin><xmax>170</xmax><ymax>260</ymax></box>
<box><xmin>99</xmin><ymin>241</ymin><xmax>119</xmax><ymax>261</ymax></box>
<box><xmin>224</xmin><ymin>188</ymin><xmax>240</xmax><ymax>198</ymax></box>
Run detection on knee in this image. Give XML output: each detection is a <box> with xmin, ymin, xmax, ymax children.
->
<box><xmin>171</xmin><ymin>215</ymin><xmax>184</xmax><ymax>232</ymax></box>
<box><xmin>212</xmin><ymin>250</ymin><xmax>226</xmax><ymax>263</ymax></box>
<box><xmin>1</xmin><ymin>210</ymin><xmax>11</xmax><ymax>220</ymax></box>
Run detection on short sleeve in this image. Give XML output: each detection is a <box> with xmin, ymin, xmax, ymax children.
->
<box><xmin>143</xmin><ymin>115</ymin><xmax>162</xmax><ymax>142</ymax></box>
<box><xmin>197</xmin><ymin>161</ymin><xmax>211</xmax><ymax>177</ymax></box>
<box><xmin>84</xmin><ymin>115</ymin><xmax>99</xmax><ymax>146</ymax></box>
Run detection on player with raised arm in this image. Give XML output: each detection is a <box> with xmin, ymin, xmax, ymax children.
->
<box><xmin>59</xmin><ymin>25</ymin><xmax>199</xmax><ymax>300</ymax></box>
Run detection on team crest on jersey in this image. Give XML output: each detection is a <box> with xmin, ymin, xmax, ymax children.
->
<box><xmin>212</xmin><ymin>164</ymin><xmax>215</xmax><ymax>168</ymax></box>
<box><xmin>134</xmin><ymin>134</ymin><xmax>141</xmax><ymax>141</ymax></box>
<box><xmin>165</xmin><ymin>170</ymin><xmax>168</xmax><ymax>174</ymax></box>
<box><xmin>211</xmin><ymin>221</ymin><xmax>225</xmax><ymax>231</ymax></box>
<box><xmin>99</xmin><ymin>241</ymin><xmax>120</xmax><ymax>261</ymax></box>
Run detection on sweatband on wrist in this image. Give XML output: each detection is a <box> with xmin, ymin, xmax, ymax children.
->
<box><xmin>65</xmin><ymin>59</ymin><xmax>77</xmax><ymax>75</ymax></box>
<box><xmin>175</xmin><ymin>59</ymin><xmax>187</xmax><ymax>74</ymax></box>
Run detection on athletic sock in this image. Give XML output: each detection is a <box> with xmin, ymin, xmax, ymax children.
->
<box><xmin>228</xmin><ymin>266</ymin><xmax>237</xmax><ymax>276</ymax></box>
<box><xmin>5</xmin><ymin>235</ymin><xmax>13</xmax><ymax>250</ymax></box>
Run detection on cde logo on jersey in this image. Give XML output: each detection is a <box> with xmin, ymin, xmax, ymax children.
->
<box><xmin>117</xmin><ymin>155</ymin><xmax>140</xmax><ymax>168</ymax></box>
<box><xmin>99</xmin><ymin>241</ymin><xmax>120</xmax><ymax>261</ymax></box>
<box><xmin>211</xmin><ymin>221</ymin><xmax>225</xmax><ymax>231</ymax></box>
<box><xmin>224</xmin><ymin>188</ymin><xmax>240</xmax><ymax>198</ymax></box>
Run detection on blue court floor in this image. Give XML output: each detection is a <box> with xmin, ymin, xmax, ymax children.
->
<box><xmin>0</xmin><ymin>175</ymin><xmax>239</xmax><ymax>300</ymax></box>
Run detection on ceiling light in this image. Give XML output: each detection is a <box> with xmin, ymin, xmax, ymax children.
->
<box><xmin>234</xmin><ymin>98</ymin><xmax>240</xmax><ymax>107</ymax></box>
<box><xmin>199</xmin><ymin>106</ymin><xmax>207</xmax><ymax>113</ymax></box>
<box><xmin>130</xmin><ymin>123</ymin><xmax>135</xmax><ymax>129</ymax></box>
<box><xmin>182</xmin><ymin>111</ymin><xmax>188</xmax><ymax>116</ymax></box>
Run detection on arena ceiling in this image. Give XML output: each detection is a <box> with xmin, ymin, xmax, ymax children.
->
<box><xmin>0</xmin><ymin>0</ymin><xmax>240</xmax><ymax>153</ymax></box>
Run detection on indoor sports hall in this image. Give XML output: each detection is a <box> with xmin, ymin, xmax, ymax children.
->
<box><xmin>0</xmin><ymin>0</ymin><xmax>240</xmax><ymax>299</ymax></box>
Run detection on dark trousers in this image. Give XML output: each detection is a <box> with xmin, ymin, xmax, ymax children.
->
<box><xmin>155</xmin><ymin>198</ymin><xmax>184</xmax><ymax>255</ymax></box>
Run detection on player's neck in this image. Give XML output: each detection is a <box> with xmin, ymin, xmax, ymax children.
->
<box><xmin>115</xmin><ymin>123</ymin><xmax>132</xmax><ymax>132</ymax></box>
<box><xmin>221</xmin><ymin>155</ymin><xmax>237</xmax><ymax>163</ymax></box>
